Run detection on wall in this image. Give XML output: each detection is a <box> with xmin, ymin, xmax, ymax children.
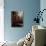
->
<box><xmin>40</xmin><ymin>0</ymin><xmax>46</xmax><ymax>27</ymax></box>
<box><xmin>4</xmin><ymin>0</ymin><xmax>40</xmax><ymax>42</ymax></box>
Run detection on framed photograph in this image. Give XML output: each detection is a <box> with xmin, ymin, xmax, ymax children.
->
<box><xmin>11</xmin><ymin>11</ymin><xmax>24</xmax><ymax>27</ymax></box>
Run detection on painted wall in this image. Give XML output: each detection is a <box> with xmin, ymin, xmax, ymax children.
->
<box><xmin>4</xmin><ymin>0</ymin><xmax>40</xmax><ymax>42</ymax></box>
<box><xmin>40</xmin><ymin>0</ymin><xmax>46</xmax><ymax>27</ymax></box>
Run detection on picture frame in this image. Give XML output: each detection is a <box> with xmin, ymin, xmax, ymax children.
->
<box><xmin>11</xmin><ymin>11</ymin><xmax>24</xmax><ymax>27</ymax></box>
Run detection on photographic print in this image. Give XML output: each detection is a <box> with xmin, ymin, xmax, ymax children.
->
<box><xmin>11</xmin><ymin>11</ymin><xmax>24</xmax><ymax>27</ymax></box>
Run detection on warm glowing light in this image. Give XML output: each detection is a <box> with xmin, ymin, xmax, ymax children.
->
<box><xmin>18</xmin><ymin>11</ymin><xmax>23</xmax><ymax>17</ymax></box>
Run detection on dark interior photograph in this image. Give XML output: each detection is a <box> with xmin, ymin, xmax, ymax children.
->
<box><xmin>11</xmin><ymin>11</ymin><xmax>23</xmax><ymax>27</ymax></box>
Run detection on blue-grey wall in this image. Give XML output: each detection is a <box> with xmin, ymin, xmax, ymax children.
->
<box><xmin>4</xmin><ymin>0</ymin><xmax>40</xmax><ymax>42</ymax></box>
<box><xmin>40</xmin><ymin>0</ymin><xmax>46</xmax><ymax>27</ymax></box>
